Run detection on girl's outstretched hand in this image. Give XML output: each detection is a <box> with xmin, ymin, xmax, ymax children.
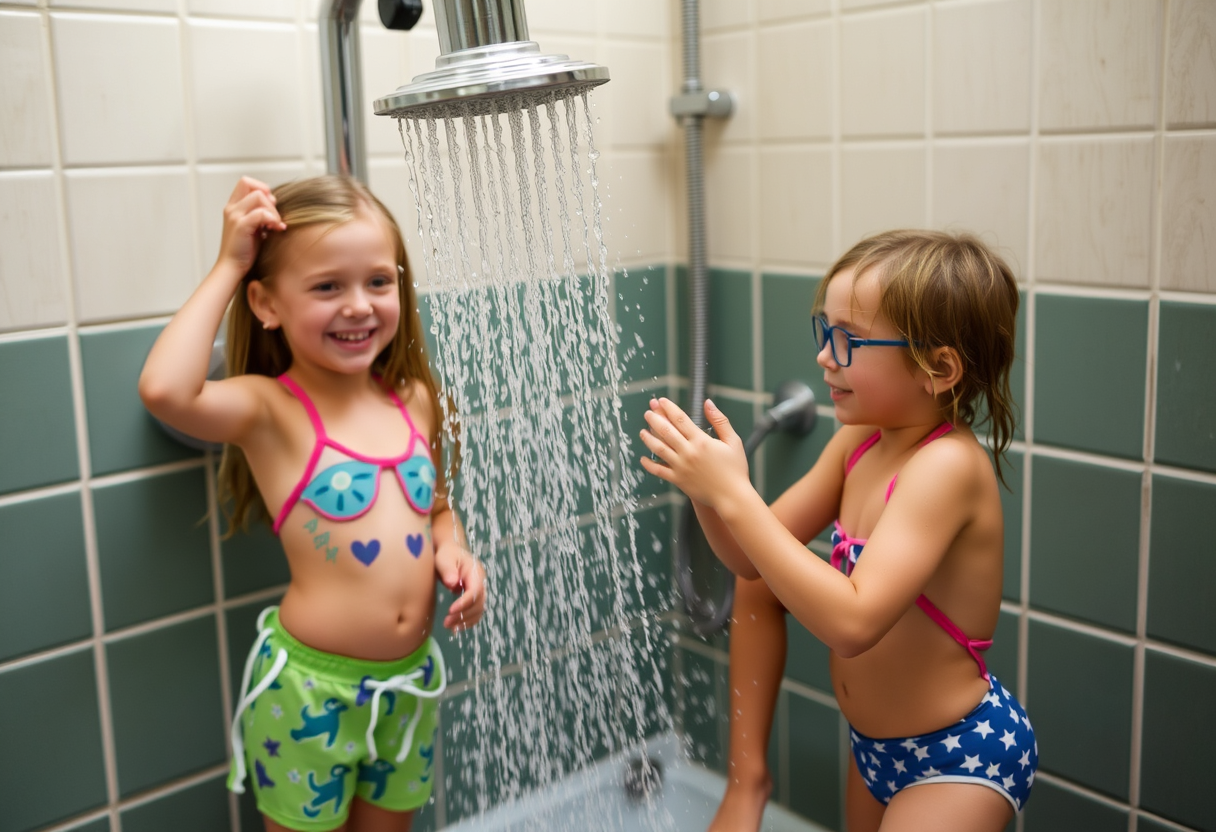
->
<box><xmin>640</xmin><ymin>397</ymin><xmax>751</xmax><ymax>509</ymax></box>
<box><xmin>434</xmin><ymin>543</ymin><xmax>486</xmax><ymax>632</ymax></box>
<box><xmin>216</xmin><ymin>176</ymin><xmax>286</xmax><ymax>277</ymax></box>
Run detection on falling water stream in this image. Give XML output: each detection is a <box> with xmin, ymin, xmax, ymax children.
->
<box><xmin>395</xmin><ymin>92</ymin><xmax>676</xmax><ymax>830</ymax></box>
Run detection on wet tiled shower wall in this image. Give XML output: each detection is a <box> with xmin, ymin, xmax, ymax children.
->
<box><xmin>0</xmin><ymin>1</ymin><xmax>679</xmax><ymax>830</ymax></box>
<box><xmin>669</xmin><ymin>2</ymin><xmax>1216</xmax><ymax>832</ymax></box>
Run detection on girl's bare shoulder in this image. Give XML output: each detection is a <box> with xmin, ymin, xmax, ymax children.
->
<box><xmin>395</xmin><ymin>376</ymin><xmax>438</xmax><ymax>437</ymax></box>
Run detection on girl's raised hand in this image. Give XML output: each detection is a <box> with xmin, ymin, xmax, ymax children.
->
<box><xmin>434</xmin><ymin>543</ymin><xmax>486</xmax><ymax>632</ymax></box>
<box><xmin>640</xmin><ymin>397</ymin><xmax>751</xmax><ymax>509</ymax></box>
<box><xmin>215</xmin><ymin>176</ymin><xmax>286</xmax><ymax>276</ymax></box>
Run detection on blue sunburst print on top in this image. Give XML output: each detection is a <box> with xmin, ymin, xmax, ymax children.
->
<box><xmin>303</xmin><ymin>461</ymin><xmax>378</xmax><ymax>520</ymax></box>
<box><xmin>396</xmin><ymin>455</ymin><xmax>436</xmax><ymax>512</ymax></box>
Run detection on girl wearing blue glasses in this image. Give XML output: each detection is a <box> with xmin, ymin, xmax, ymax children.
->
<box><xmin>641</xmin><ymin>230</ymin><xmax>1031</xmax><ymax>832</ymax></box>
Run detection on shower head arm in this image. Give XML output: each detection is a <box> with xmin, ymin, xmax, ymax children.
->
<box><xmin>320</xmin><ymin>0</ymin><xmax>368</xmax><ymax>181</ymax></box>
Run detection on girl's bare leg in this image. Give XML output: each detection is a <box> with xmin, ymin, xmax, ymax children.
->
<box><xmin>878</xmin><ymin>782</ymin><xmax>1012</xmax><ymax>832</ymax></box>
<box><xmin>846</xmin><ymin>753</ymin><xmax>886</xmax><ymax>832</ymax></box>
<box><xmin>265</xmin><ymin>818</ymin><xmax>344</xmax><ymax>832</ymax></box>
<box><xmin>707</xmin><ymin>575</ymin><xmax>788</xmax><ymax>832</ymax></box>
<box><xmin>348</xmin><ymin>799</ymin><xmax>414</xmax><ymax>832</ymax></box>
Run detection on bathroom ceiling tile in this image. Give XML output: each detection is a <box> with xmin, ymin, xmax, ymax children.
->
<box><xmin>603</xmin><ymin>42</ymin><xmax>671</xmax><ymax>150</ymax></box>
<box><xmin>1035</xmin><ymin>138</ymin><xmax>1153</xmax><ymax>287</ymax></box>
<box><xmin>0</xmin><ymin>171</ymin><xmax>69</xmax><ymax>331</ymax></box>
<box><xmin>65</xmin><ymin>167</ymin><xmax>196</xmax><ymax>323</ymax></box>
<box><xmin>702</xmin><ymin>30</ymin><xmax>755</xmax><ymax>144</ymax></box>
<box><xmin>786</xmin><ymin>695</ymin><xmax>842</xmax><ymax>830</ymax></box>
<box><xmin>188</xmin><ymin>19</ymin><xmax>305</xmax><ymax>162</ymax></box>
<box><xmin>107</xmin><ymin>616</ymin><xmax>227</xmax><ymax>797</ymax></box>
<box><xmin>761</xmin><ymin>0</ymin><xmax>831</xmax><ymax>23</ymax></box>
<box><xmin>1027</xmin><ymin>620</ymin><xmax>1134</xmax><ymax>800</ymax></box>
<box><xmin>525</xmin><ymin>0</ymin><xmax>598</xmax><ymax>35</ymax></box>
<box><xmin>1148</xmin><ymin>475</ymin><xmax>1216</xmax><ymax>655</ymax></box>
<box><xmin>840</xmin><ymin>7</ymin><xmax>926</xmax><ymax>138</ymax></box>
<box><xmin>933</xmin><ymin>0</ymin><xmax>1031</xmax><ymax>135</ymax></box>
<box><xmin>361</xmin><ymin>26</ymin><xmax>411</xmax><ymax>158</ymax></box>
<box><xmin>187</xmin><ymin>0</ymin><xmax>295</xmax><ymax>18</ymax></box>
<box><xmin>195</xmin><ymin>163</ymin><xmax>309</xmax><ymax>277</ymax></box>
<box><xmin>1155</xmin><ymin>302</ymin><xmax>1216</xmax><ymax>473</ymax></box>
<box><xmin>0</xmin><ymin>650</ymin><xmax>108</xmax><ymax>831</ymax></box>
<box><xmin>1023</xmin><ymin>779</ymin><xmax>1128</xmax><ymax>832</ymax></box>
<box><xmin>705</xmin><ymin>146</ymin><xmax>754</xmax><ymax>262</ymax></box>
<box><xmin>1166</xmin><ymin>0</ymin><xmax>1216</xmax><ymax>128</ymax></box>
<box><xmin>52</xmin><ymin>13</ymin><xmax>186</xmax><ymax>166</ymax></box>
<box><xmin>1038</xmin><ymin>0</ymin><xmax>1158</xmax><ymax>132</ymax></box>
<box><xmin>933</xmin><ymin>141</ymin><xmax>1030</xmax><ymax>277</ymax></box>
<box><xmin>1160</xmin><ymin>135</ymin><xmax>1216</xmax><ymax>293</ymax></box>
<box><xmin>760</xmin><ymin>148</ymin><xmax>833</xmax><ymax>268</ymax></box>
<box><xmin>840</xmin><ymin>145</ymin><xmax>926</xmax><ymax>248</ymax></box>
<box><xmin>0</xmin><ymin>12</ymin><xmax>54</xmax><ymax>168</ymax></box>
<box><xmin>601</xmin><ymin>0</ymin><xmax>669</xmax><ymax>38</ymax></box>
<box><xmin>758</xmin><ymin>21</ymin><xmax>832</xmax><ymax>141</ymax></box>
<box><xmin>0</xmin><ymin>335</ymin><xmax>79</xmax><ymax>495</ymax></box>
<box><xmin>600</xmin><ymin>152</ymin><xmax>671</xmax><ymax>264</ymax></box>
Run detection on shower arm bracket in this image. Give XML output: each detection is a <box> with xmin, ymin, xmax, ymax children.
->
<box><xmin>669</xmin><ymin>89</ymin><xmax>734</xmax><ymax>121</ymax></box>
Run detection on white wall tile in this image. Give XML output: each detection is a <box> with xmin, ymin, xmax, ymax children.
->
<box><xmin>50</xmin><ymin>0</ymin><xmax>175</xmax><ymax>12</ymax></box>
<box><xmin>933</xmin><ymin>140</ymin><xmax>1030</xmax><ymax>276</ymax></box>
<box><xmin>187</xmin><ymin>0</ymin><xmax>296</xmax><ymax>19</ymax></box>
<box><xmin>188</xmin><ymin>19</ymin><xmax>305</xmax><ymax>162</ymax></box>
<box><xmin>758</xmin><ymin>21</ymin><xmax>832</xmax><ymax>141</ymax></box>
<box><xmin>367</xmin><ymin>157</ymin><xmax>421</xmax><ymax>272</ymax></box>
<box><xmin>705</xmin><ymin>146</ymin><xmax>753</xmax><ymax>262</ymax></box>
<box><xmin>933</xmin><ymin>0</ymin><xmax>1031</xmax><ymax>135</ymax></box>
<box><xmin>840</xmin><ymin>145</ymin><xmax>926</xmax><ymax>247</ymax></box>
<box><xmin>361</xmin><ymin>26</ymin><xmax>411</xmax><ymax>157</ymax></box>
<box><xmin>66</xmin><ymin>168</ymin><xmax>196</xmax><ymax>322</ymax></box>
<box><xmin>0</xmin><ymin>12</ymin><xmax>54</xmax><ymax>169</ymax></box>
<box><xmin>1039</xmin><ymin>0</ymin><xmax>1158</xmax><ymax>132</ymax></box>
<box><xmin>195</xmin><ymin>163</ymin><xmax>308</xmax><ymax>276</ymax></box>
<box><xmin>602</xmin><ymin>42</ymin><xmax>671</xmax><ymax>149</ymax></box>
<box><xmin>303</xmin><ymin>21</ymin><xmax>325</xmax><ymax>164</ymax></box>
<box><xmin>1165</xmin><ymin>0</ymin><xmax>1216</xmax><ymax>129</ymax></box>
<box><xmin>840</xmin><ymin>7</ymin><xmax>926</xmax><ymax>138</ymax></box>
<box><xmin>701</xmin><ymin>0</ymin><xmax>753</xmax><ymax>32</ymax></box>
<box><xmin>525</xmin><ymin>0</ymin><xmax>598</xmax><ymax>35</ymax></box>
<box><xmin>761</xmin><ymin>0</ymin><xmax>831</xmax><ymax>23</ymax></box>
<box><xmin>1161</xmin><ymin>136</ymin><xmax>1216</xmax><ymax>293</ymax></box>
<box><xmin>0</xmin><ymin>172</ymin><xmax>68</xmax><ymax>330</ymax></box>
<box><xmin>599</xmin><ymin>152</ymin><xmax>670</xmax><ymax>264</ymax></box>
<box><xmin>759</xmin><ymin>147</ymin><xmax>832</xmax><ymax>267</ymax></box>
<box><xmin>1035</xmin><ymin>138</ymin><xmax>1153</xmax><ymax>287</ymax></box>
<box><xmin>842</xmin><ymin>0</ymin><xmax>913</xmax><ymax>12</ymax></box>
<box><xmin>601</xmin><ymin>0</ymin><xmax>669</xmax><ymax>38</ymax></box>
<box><xmin>5</xmin><ymin>0</ymin><xmax>37</xmax><ymax>6</ymax></box>
<box><xmin>703</xmin><ymin>30</ymin><xmax>755</xmax><ymax>143</ymax></box>
<box><xmin>52</xmin><ymin>13</ymin><xmax>186</xmax><ymax>166</ymax></box>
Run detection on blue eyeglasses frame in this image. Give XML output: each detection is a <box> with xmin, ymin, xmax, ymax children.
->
<box><xmin>812</xmin><ymin>316</ymin><xmax>910</xmax><ymax>367</ymax></box>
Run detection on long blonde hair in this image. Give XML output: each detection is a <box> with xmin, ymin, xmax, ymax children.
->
<box><xmin>219</xmin><ymin>175</ymin><xmax>449</xmax><ymax>532</ymax></box>
<box><xmin>814</xmin><ymin>230</ymin><xmax>1020</xmax><ymax>484</ymax></box>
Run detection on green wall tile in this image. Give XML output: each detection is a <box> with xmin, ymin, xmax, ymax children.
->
<box><xmin>107</xmin><ymin>616</ymin><xmax>227</xmax><ymax>797</ymax></box>
<box><xmin>785</xmin><ymin>694</ymin><xmax>842</xmax><ymax>831</ymax></box>
<box><xmin>93</xmin><ymin>467</ymin><xmax>214</xmax><ymax>632</ymax></box>
<box><xmin>1026</xmin><ymin>620</ymin><xmax>1133</xmax><ymax>800</ymax></box>
<box><xmin>0</xmin><ymin>336</ymin><xmax>79</xmax><ymax>494</ymax></box>
<box><xmin>120</xmin><ymin>775</ymin><xmax>229</xmax><ymax>832</ymax></box>
<box><xmin>1023</xmin><ymin>779</ymin><xmax>1127</xmax><ymax>832</ymax></box>
<box><xmin>999</xmin><ymin>450</ymin><xmax>1024</xmax><ymax>602</ymax></box>
<box><xmin>1140</xmin><ymin>650</ymin><xmax>1216</xmax><ymax>831</ymax></box>
<box><xmin>676</xmin><ymin>265</ymin><xmax>690</xmax><ymax>377</ymax></box>
<box><xmin>682</xmin><ymin>649</ymin><xmax>726</xmax><ymax>773</ymax></box>
<box><xmin>617</xmin><ymin>265</ymin><xmax>668</xmax><ymax>384</ymax></box>
<box><xmin>620</xmin><ymin>389</ymin><xmax>668</xmax><ymax>502</ymax></box>
<box><xmin>762</xmin><ymin>273</ymin><xmax>825</xmax><ymax>407</ymax></box>
<box><xmin>785</xmin><ymin>614</ymin><xmax>833</xmax><ymax>694</ymax></box>
<box><xmin>1033</xmin><ymin>295</ymin><xmax>1147</xmax><ymax>460</ymax></box>
<box><xmin>0</xmin><ymin>650</ymin><xmax>108</xmax><ymax>831</ymax></box>
<box><xmin>0</xmin><ymin>492</ymin><xmax>92</xmax><ymax>662</ymax></box>
<box><xmin>763</xmin><ymin>411</ymin><xmax>833</xmax><ymax>505</ymax></box>
<box><xmin>226</xmin><ymin>598</ymin><xmax>282</xmax><ymax>703</ymax></box>
<box><xmin>635</xmin><ymin>624</ymin><xmax>676</xmax><ymax>739</ymax></box>
<box><xmin>220</xmin><ymin>512</ymin><xmax>290</xmax><ymax>599</ymax></box>
<box><xmin>985</xmin><ymin>610</ymin><xmax>1021</xmax><ymax>694</ymax></box>
<box><xmin>676</xmin><ymin>267</ymin><xmax>754</xmax><ymax>390</ymax></box>
<box><xmin>1156</xmin><ymin>302</ymin><xmax>1216</xmax><ymax>473</ymax></box>
<box><xmin>79</xmin><ymin>326</ymin><xmax>200</xmax><ymax>477</ymax></box>
<box><xmin>1011</xmin><ymin>290</ymin><xmax>1027</xmax><ymax>440</ymax></box>
<box><xmin>621</xmin><ymin>505</ymin><xmax>674</xmax><ymax>618</ymax></box>
<box><xmin>61</xmin><ymin>820</ymin><xmax>110</xmax><ymax>832</ymax></box>
<box><xmin>1029</xmin><ymin>457</ymin><xmax>1140</xmax><ymax>632</ymax></box>
<box><xmin>1148</xmin><ymin>475</ymin><xmax>1216</xmax><ymax>655</ymax></box>
<box><xmin>1136</xmin><ymin>819</ymin><xmax>1195</xmax><ymax>832</ymax></box>
<box><xmin>769</xmin><ymin>689</ymin><xmax>785</xmax><ymax>805</ymax></box>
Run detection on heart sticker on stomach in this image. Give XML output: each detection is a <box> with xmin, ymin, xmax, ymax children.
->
<box><xmin>351</xmin><ymin>539</ymin><xmax>381</xmax><ymax>567</ymax></box>
<box><xmin>406</xmin><ymin>534</ymin><xmax>424</xmax><ymax>558</ymax></box>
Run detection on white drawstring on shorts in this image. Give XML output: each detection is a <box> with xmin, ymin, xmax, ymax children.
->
<box><xmin>229</xmin><ymin>607</ymin><xmax>288</xmax><ymax>795</ymax></box>
<box><xmin>364</xmin><ymin>645</ymin><xmax>447</xmax><ymax>764</ymax></box>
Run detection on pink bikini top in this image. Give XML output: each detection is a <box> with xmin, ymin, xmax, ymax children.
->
<box><xmin>829</xmin><ymin>423</ymin><xmax>993</xmax><ymax>680</ymax></box>
<box><xmin>271</xmin><ymin>375</ymin><xmax>437</xmax><ymax>535</ymax></box>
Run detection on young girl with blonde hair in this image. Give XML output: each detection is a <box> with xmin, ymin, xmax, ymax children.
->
<box><xmin>142</xmin><ymin>175</ymin><xmax>485</xmax><ymax>832</ymax></box>
<box><xmin>641</xmin><ymin>230</ymin><xmax>1035</xmax><ymax>831</ymax></box>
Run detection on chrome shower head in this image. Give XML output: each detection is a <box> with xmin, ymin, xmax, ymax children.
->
<box><xmin>373</xmin><ymin>0</ymin><xmax>609</xmax><ymax>119</ymax></box>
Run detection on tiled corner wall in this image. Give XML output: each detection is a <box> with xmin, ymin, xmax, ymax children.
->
<box><xmin>0</xmin><ymin>0</ymin><xmax>680</xmax><ymax>830</ymax></box>
<box><xmin>671</xmin><ymin>1</ymin><xmax>1216</xmax><ymax>832</ymax></box>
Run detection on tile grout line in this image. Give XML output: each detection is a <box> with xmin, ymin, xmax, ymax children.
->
<box><xmin>204</xmin><ymin>453</ymin><xmax>240</xmax><ymax>830</ymax></box>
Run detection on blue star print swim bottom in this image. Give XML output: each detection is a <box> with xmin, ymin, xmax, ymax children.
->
<box><xmin>226</xmin><ymin>607</ymin><xmax>446</xmax><ymax>831</ymax></box>
<box><xmin>848</xmin><ymin>674</ymin><xmax>1038</xmax><ymax>813</ymax></box>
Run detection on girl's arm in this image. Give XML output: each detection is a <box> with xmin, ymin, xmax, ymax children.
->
<box><xmin>641</xmin><ymin>398</ymin><xmax>976</xmax><ymax>656</ymax></box>
<box><xmin>139</xmin><ymin>178</ymin><xmax>286</xmax><ymax>444</ymax></box>
<box><xmin>431</xmin><ymin>497</ymin><xmax>486</xmax><ymax>632</ymax></box>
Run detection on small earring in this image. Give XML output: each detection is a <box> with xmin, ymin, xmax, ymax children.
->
<box><xmin>261</xmin><ymin>321</ymin><xmax>272</xmax><ymax>330</ymax></box>
<box><xmin>398</xmin><ymin>265</ymin><xmax>405</xmax><ymax>274</ymax></box>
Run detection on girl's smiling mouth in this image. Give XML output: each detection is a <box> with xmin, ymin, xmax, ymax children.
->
<box><xmin>329</xmin><ymin>328</ymin><xmax>375</xmax><ymax>348</ymax></box>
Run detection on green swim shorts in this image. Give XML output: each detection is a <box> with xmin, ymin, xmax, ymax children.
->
<box><xmin>227</xmin><ymin>607</ymin><xmax>446</xmax><ymax>831</ymax></box>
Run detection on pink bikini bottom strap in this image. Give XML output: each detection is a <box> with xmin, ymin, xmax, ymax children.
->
<box><xmin>915</xmin><ymin>594</ymin><xmax>992</xmax><ymax>681</ymax></box>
